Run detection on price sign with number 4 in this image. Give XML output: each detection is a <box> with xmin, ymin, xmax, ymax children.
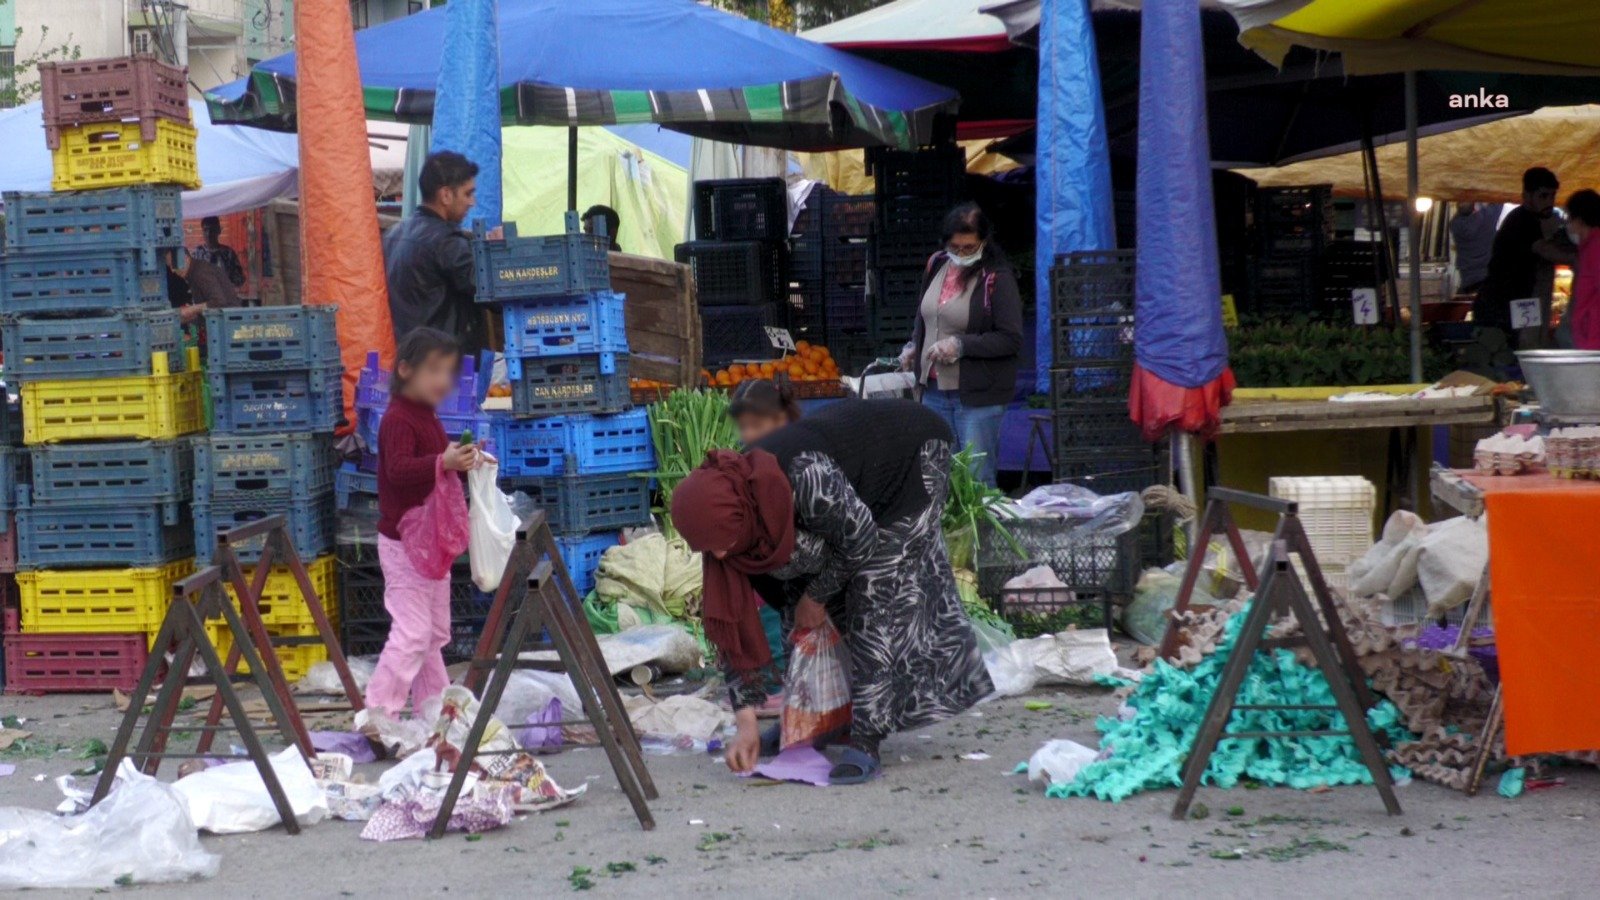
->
<box><xmin>1351</xmin><ymin>288</ymin><xmax>1379</xmax><ymax>325</ymax></box>
<box><xmin>1509</xmin><ymin>297</ymin><xmax>1542</xmax><ymax>329</ymax></box>
<box><xmin>764</xmin><ymin>326</ymin><xmax>796</xmax><ymax>352</ymax></box>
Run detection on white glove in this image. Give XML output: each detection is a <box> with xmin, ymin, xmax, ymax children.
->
<box><xmin>928</xmin><ymin>336</ymin><xmax>962</xmax><ymax>365</ymax></box>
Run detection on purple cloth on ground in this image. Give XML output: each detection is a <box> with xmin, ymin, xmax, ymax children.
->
<box><xmin>748</xmin><ymin>746</ymin><xmax>833</xmax><ymax>787</ymax></box>
<box><xmin>517</xmin><ymin>698</ymin><xmax>563</xmax><ymax>751</ymax></box>
<box><xmin>310</xmin><ymin>730</ymin><xmax>378</xmax><ymax>764</ymax></box>
<box><xmin>0</xmin><ymin>763</ymin><xmax>15</xmax><ymax>777</ymax></box>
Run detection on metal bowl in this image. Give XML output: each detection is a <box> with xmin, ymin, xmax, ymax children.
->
<box><xmin>1517</xmin><ymin>350</ymin><xmax>1600</xmax><ymax>418</ymax></box>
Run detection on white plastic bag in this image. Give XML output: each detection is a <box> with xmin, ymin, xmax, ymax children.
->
<box><xmin>1027</xmin><ymin>739</ymin><xmax>1099</xmax><ymax>787</ymax></box>
<box><xmin>2</xmin><ymin>768</ymin><xmax>219</xmax><ymax>889</ymax></box>
<box><xmin>469</xmin><ymin>458</ymin><xmax>520</xmax><ymax>592</ymax></box>
<box><xmin>170</xmin><ymin>746</ymin><xmax>328</xmax><ymax>834</ymax></box>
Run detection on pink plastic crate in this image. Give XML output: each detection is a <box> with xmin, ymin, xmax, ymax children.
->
<box><xmin>4</xmin><ymin>622</ymin><xmax>147</xmax><ymax>693</ymax></box>
<box><xmin>38</xmin><ymin>55</ymin><xmax>190</xmax><ymax>150</ymax></box>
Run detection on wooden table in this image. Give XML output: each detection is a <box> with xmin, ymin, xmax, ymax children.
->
<box><xmin>1219</xmin><ymin>394</ymin><xmax>1499</xmax><ymax>434</ymax></box>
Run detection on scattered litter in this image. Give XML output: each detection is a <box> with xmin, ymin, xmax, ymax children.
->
<box><xmin>517</xmin><ymin>698</ymin><xmax>564</xmax><ymax>752</ymax></box>
<box><xmin>689</xmin><ymin>819</ymin><xmax>706</xmax><ymax>825</ymax></box>
<box><xmin>310</xmin><ymin>731</ymin><xmax>378</xmax><ymax>764</ymax></box>
<box><xmin>984</xmin><ymin>628</ymin><xmax>1139</xmax><ymax>697</ymax></box>
<box><xmin>960</xmin><ymin>752</ymin><xmax>992</xmax><ymax>762</ymax></box>
<box><xmin>0</xmin><ymin>766</ymin><xmax>218</xmax><ymax>889</ymax></box>
<box><xmin>296</xmin><ymin>657</ymin><xmax>377</xmax><ymax>694</ymax></box>
<box><xmin>0</xmin><ymin>764</ymin><xmax>14</xmax><ymax>778</ymax></box>
<box><xmin>31</xmin><ymin>774</ymin><xmax>43</xmax><ymax>782</ymax></box>
<box><xmin>1024</xmin><ymin>700</ymin><xmax>1054</xmax><ymax>711</ymax></box>
<box><xmin>746</xmin><ymin>746</ymin><xmax>832</xmax><ymax>787</ymax></box>
<box><xmin>171</xmin><ymin>746</ymin><xmax>328</xmax><ymax>834</ymax></box>
<box><xmin>0</xmin><ymin>728</ymin><xmax>33</xmax><ymax>751</ymax></box>
<box><xmin>1026</xmin><ymin>740</ymin><xmax>1098</xmax><ymax>786</ymax></box>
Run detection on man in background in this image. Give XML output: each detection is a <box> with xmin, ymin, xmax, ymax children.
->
<box><xmin>164</xmin><ymin>249</ymin><xmax>241</xmax><ymax>325</ymax></box>
<box><xmin>382</xmin><ymin>151</ymin><xmax>487</xmax><ymax>355</ymax></box>
<box><xmin>191</xmin><ymin>216</ymin><xmax>247</xmax><ymax>288</ymax></box>
<box><xmin>1473</xmin><ymin>167</ymin><xmax>1576</xmax><ymax>354</ymax></box>
<box><xmin>1450</xmin><ymin>202</ymin><xmax>1498</xmax><ymax>295</ymax></box>
<box><xmin>583</xmin><ymin>204</ymin><xmax>622</xmax><ymax>251</ymax></box>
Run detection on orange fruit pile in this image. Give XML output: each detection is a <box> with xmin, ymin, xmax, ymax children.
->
<box><xmin>705</xmin><ymin>341</ymin><xmax>840</xmax><ymax>387</ymax></box>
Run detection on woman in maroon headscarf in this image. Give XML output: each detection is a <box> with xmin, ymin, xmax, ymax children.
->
<box><xmin>672</xmin><ymin>398</ymin><xmax>993</xmax><ymax>785</ymax></box>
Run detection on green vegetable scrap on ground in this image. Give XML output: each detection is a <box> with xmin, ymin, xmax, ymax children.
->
<box><xmin>645</xmin><ymin>389</ymin><xmax>740</xmax><ymax>536</ymax></box>
<box><xmin>1046</xmin><ymin>601</ymin><xmax>1414</xmax><ymax>803</ymax></box>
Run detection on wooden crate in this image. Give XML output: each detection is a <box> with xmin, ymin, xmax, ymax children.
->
<box><xmin>610</xmin><ymin>251</ymin><xmax>700</xmax><ymax>387</ymax></box>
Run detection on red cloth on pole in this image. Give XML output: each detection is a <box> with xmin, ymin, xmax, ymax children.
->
<box><xmin>295</xmin><ymin>0</ymin><xmax>395</xmax><ymax>429</ymax></box>
<box><xmin>1128</xmin><ymin>363</ymin><xmax>1235</xmax><ymax>442</ymax></box>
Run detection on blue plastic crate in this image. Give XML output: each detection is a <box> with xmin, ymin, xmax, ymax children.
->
<box><xmin>194</xmin><ymin>492</ymin><xmax>337</xmax><ymax>564</ymax></box>
<box><xmin>3</xmin><ymin>187</ymin><xmax>183</xmax><ymax>270</ymax></box>
<box><xmin>0</xmin><ymin>248</ymin><xmax>167</xmax><ymax>316</ymax></box>
<box><xmin>0</xmin><ymin>309</ymin><xmax>185</xmax><ymax>381</ymax></box>
<box><xmin>489</xmin><ymin>408</ymin><xmax>654</xmax><ymax>478</ymax></box>
<box><xmin>356</xmin><ymin>407</ymin><xmax>491</xmax><ymax>457</ymax></box>
<box><xmin>335</xmin><ymin>463</ymin><xmax>378</xmax><ymax>511</ymax></box>
<box><xmin>510</xmin><ymin>353</ymin><xmax>631</xmax><ymax>419</ymax></box>
<box><xmin>0</xmin><ymin>447</ymin><xmax>17</xmax><ymax>519</ymax></box>
<box><xmin>503</xmin><ymin>472</ymin><xmax>650</xmax><ymax>535</ymax></box>
<box><xmin>355</xmin><ymin>350</ymin><xmax>481</xmax><ymax>418</ymax></box>
<box><xmin>501</xmin><ymin>292</ymin><xmax>628</xmax><ymax>368</ymax></box>
<box><xmin>203</xmin><ymin>306</ymin><xmax>341</xmax><ymax>373</ymax></box>
<box><xmin>27</xmin><ymin>440</ymin><xmax>192</xmax><ymax>523</ymax></box>
<box><xmin>16</xmin><ymin>499</ymin><xmax>194</xmax><ymax>569</ymax></box>
<box><xmin>555</xmin><ymin>531</ymin><xmax>621</xmax><ymax>596</ymax></box>
<box><xmin>194</xmin><ymin>433</ymin><xmax>338</xmax><ymax>502</ymax></box>
<box><xmin>209</xmin><ymin>366</ymin><xmax>343</xmax><ymax>434</ymax></box>
<box><xmin>473</xmin><ymin>221</ymin><xmax>611</xmax><ymax>303</ymax></box>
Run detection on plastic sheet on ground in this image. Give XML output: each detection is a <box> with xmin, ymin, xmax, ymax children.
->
<box><xmin>171</xmin><ymin>745</ymin><xmax>329</xmax><ymax>834</ymax></box>
<box><xmin>297</xmin><ymin>656</ymin><xmax>377</xmax><ymax>693</ymax></box>
<box><xmin>522</xmin><ymin>624</ymin><xmax>702</xmax><ymax>676</ymax></box>
<box><xmin>1</xmin><ymin>764</ymin><xmax>219</xmax><ymax>889</ymax></box>
<box><xmin>984</xmin><ymin>628</ymin><xmax>1138</xmax><ymax>698</ymax></box>
<box><xmin>1049</xmin><ymin>602</ymin><xmax>1414</xmax><ymax>803</ymax></box>
<box><xmin>1027</xmin><ymin>739</ymin><xmax>1100</xmax><ymax>787</ymax></box>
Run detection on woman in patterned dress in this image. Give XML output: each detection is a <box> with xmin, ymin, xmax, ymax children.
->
<box><xmin>671</xmin><ymin>398</ymin><xmax>993</xmax><ymax>784</ymax></box>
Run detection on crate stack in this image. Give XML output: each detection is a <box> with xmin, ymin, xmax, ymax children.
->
<box><xmin>787</xmin><ymin>185</ymin><xmax>874</xmax><ymax>349</ymax></box>
<box><xmin>193</xmin><ymin>305</ymin><xmax>343</xmax><ymax>680</ymax></box>
<box><xmin>677</xmin><ymin>178</ymin><xmax>790</xmax><ymax>369</ymax></box>
<box><xmin>0</xmin><ymin>55</ymin><xmax>204</xmax><ymax>694</ymax></box>
<box><xmin>338</xmin><ymin>352</ymin><xmax>491</xmax><ymax>661</ymax></box>
<box><xmin>1048</xmin><ymin>250</ymin><xmax>1173</xmax><ymax>571</ymax></box>
<box><xmin>1248</xmin><ymin>184</ymin><xmax>1333</xmax><ymax>315</ymax></box>
<box><xmin>858</xmin><ymin>145</ymin><xmax>966</xmax><ymax>372</ymax></box>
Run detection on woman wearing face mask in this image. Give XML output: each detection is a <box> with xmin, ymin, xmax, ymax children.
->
<box><xmin>1562</xmin><ymin>189</ymin><xmax>1600</xmax><ymax>350</ymax></box>
<box><xmin>898</xmin><ymin>202</ymin><xmax>1023</xmax><ymax>485</ymax></box>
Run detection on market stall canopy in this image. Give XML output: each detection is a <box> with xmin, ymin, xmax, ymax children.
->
<box><xmin>0</xmin><ymin>100</ymin><xmax>299</xmax><ymax>219</ymax></box>
<box><xmin>802</xmin><ymin>0</ymin><xmax>1035</xmax><ymax>138</ymax></box>
<box><xmin>206</xmin><ymin>0</ymin><xmax>959</xmax><ymax>151</ymax></box>
<box><xmin>1235</xmin><ymin>106</ymin><xmax>1600</xmax><ymax>204</ymax></box>
<box><xmin>1217</xmin><ymin>0</ymin><xmax>1600</xmax><ymax>76</ymax></box>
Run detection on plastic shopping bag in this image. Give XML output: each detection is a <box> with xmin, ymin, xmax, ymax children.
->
<box><xmin>398</xmin><ymin>456</ymin><xmax>470</xmax><ymax>579</ymax></box>
<box><xmin>780</xmin><ymin>620</ymin><xmax>852</xmax><ymax>749</ymax></box>
<box><xmin>469</xmin><ymin>457</ymin><xmax>520</xmax><ymax>591</ymax></box>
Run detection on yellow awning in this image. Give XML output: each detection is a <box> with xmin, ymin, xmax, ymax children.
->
<box><xmin>1234</xmin><ymin>106</ymin><xmax>1600</xmax><ymax>203</ymax></box>
<box><xmin>1223</xmin><ymin>0</ymin><xmax>1600</xmax><ymax>75</ymax></box>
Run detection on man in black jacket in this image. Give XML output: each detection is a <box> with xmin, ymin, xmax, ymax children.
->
<box><xmin>383</xmin><ymin>151</ymin><xmax>487</xmax><ymax>355</ymax></box>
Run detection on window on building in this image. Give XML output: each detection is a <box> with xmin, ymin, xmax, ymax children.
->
<box><xmin>0</xmin><ymin>47</ymin><xmax>15</xmax><ymax>109</ymax></box>
<box><xmin>351</xmin><ymin>0</ymin><xmax>369</xmax><ymax>29</ymax></box>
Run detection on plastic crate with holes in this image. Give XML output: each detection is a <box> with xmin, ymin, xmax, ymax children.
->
<box><xmin>209</xmin><ymin>365</ymin><xmax>343</xmax><ymax>434</ymax></box>
<box><xmin>4</xmin><ymin>186</ymin><xmax>182</xmax><ymax>269</ymax></box>
<box><xmin>501</xmin><ymin>291</ymin><xmax>628</xmax><ymax>365</ymax></box>
<box><xmin>193</xmin><ymin>433</ymin><xmax>338</xmax><ymax>504</ymax></box>
<box><xmin>975</xmin><ymin>516</ymin><xmax>1140</xmax><ymax>630</ymax></box>
<box><xmin>28</xmin><ymin>439</ymin><xmax>193</xmax><ymax>523</ymax></box>
<box><xmin>21</xmin><ymin>350</ymin><xmax>204</xmax><ymax>443</ymax></box>
<box><xmin>4</xmin><ymin>607</ymin><xmax>146</xmax><ymax>693</ymax></box>
<box><xmin>473</xmin><ymin>219</ymin><xmax>610</xmax><ymax>303</ymax></box>
<box><xmin>693</xmin><ymin>178</ymin><xmax>788</xmax><ymax>242</ymax></box>
<box><xmin>675</xmin><ymin>240</ymin><xmax>786</xmax><ymax>306</ymax></box>
<box><xmin>489</xmin><ymin>407</ymin><xmax>653</xmax><ymax>478</ymax></box>
<box><xmin>38</xmin><ymin>55</ymin><xmax>189</xmax><ymax>149</ymax></box>
<box><xmin>194</xmin><ymin>492</ymin><xmax>337</xmax><ymax>565</ymax></box>
<box><xmin>51</xmin><ymin>118</ymin><xmax>200</xmax><ymax>191</ymax></box>
<box><xmin>502</xmin><ymin>472</ymin><xmax>651</xmax><ymax>535</ymax></box>
<box><xmin>0</xmin><ymin>308</ymin><xmax>186</xmax><ymax>381</ymax></box>
<box><xmin>15</xmin><ymin>495</ymin><xmax>195</xmax><ymax>569</ymax></box>
<box><xmin>1052</xmin><ymin>400</ymin><xmax>1146</xmax><ymax>458</ymax></box>
<box><xmin>210</xmin><ymin>554</ymin><xmax>340</xmax><ymax>629</ymax></box>
<box><xmin>1050</xmin><ymin>250</ymin><xmax>1135</xmax><ymax>314</ymax></box>
<box><xmin>510</xmin><ymin>352</ymin><xmax>631</xmax><ymax>418</ymax></box>
<box><xmin>1053</xmin><ymin>444</ymin><xmax>1171</xmax><ymax>497</ymax></box>
<box><xmin>1267</xmin><ymin>476</ymin><xmax>1375</xmax><ymax>572</ymax></box>
<box><xmin>205</xmin><ymin>620</ymin><xmax>328</xmax><ymax>682</ymax></box>
<box><xmin>702</xmin><ymin>304</ymin><xmax>780</xmax><ymax>368</ymax></box>
<box><xmin>17</xmin><ymin>559</ymin><xmax>194</xmax><ymax>642</ymax></box>
<box><xmin>356</xmin><ymin>351</ymin><xmax>482</xmax><ymax>420</ymax></box>
<box><xmin>203</xmin><ymin>306</ymin><xmax>341</xmax><ymax>373</ymax></box>
<box><xmin>0</xmin><ymin>248</ymin><xmax>168</xmax><ymax>315</ymax></box>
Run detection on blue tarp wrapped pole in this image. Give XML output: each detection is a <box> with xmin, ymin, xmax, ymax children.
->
<box><xmin>1034</xmin><ymin>0</ymin><xmax>1116</xmax><ymax>392</ymax></box>
<box><xmin>1133</xmin><ymin>0</ymin><xmax>1227</xmax><ymax>396</ymax></box>
<box><xmin>429</xmin><ymin>0</ymin><xmax>503</xmax><ymax>228</ymax></box>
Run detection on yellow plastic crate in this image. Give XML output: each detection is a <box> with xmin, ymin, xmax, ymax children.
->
<box><xmin>207</xmin><ymin>620</ymin><xmax>328</xmax><ymax>682</ymax></box>
<box><xmin>19</xmin><ymin>559</ymin><xmax>196</xmax><ymax>641</ymax></box>
<box><xmin>23</xmin><ymin>349</ymin><xmax>205</xmax><ymax>444</ymax></box>
<box><xmin>50</xmin><ymin>118</ymin><xmax>201</xmax><ymax>191</ymax></box>
<box><xmin>215</xmin><ymin>554</ymin><xmax>340</xmax><ymax>628</ymax></box>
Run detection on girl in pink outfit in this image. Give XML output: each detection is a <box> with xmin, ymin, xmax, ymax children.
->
<box><xmin>363</xmin><ymin>327</ymin><xmax>480</xmax><ymax>723</ymax></box>
<box><xmin>1563</xmin><ymin>189</ymin><xmax>1600</xmax><ymax>350</ymax></box>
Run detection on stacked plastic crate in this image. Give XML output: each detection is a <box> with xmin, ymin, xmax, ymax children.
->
<box><xmin>676</xmin><ymin>178</ymin><xmax>790</xmax><ymax>368</ymax></box>
<box><xmin>193</xmin><ymin>306</ymin><xmax>342</xmax><ymax>680</ymax></box>
<box><xmin>788</xmin><ymin>186</ymin><xmax>874</xmax><ymax>350</ymax></box>
<box><xmin>338</xmin><ymin>351</ymin><xmax>490</xmax><ymax>661</ymax></box>
<box><xmin>1</xmin><ymin>55</ymin><xmax>202</xmax><ymax>693</ymax></box>
<box><xmin>859</xmin><ymin>145</ymin><xmax>966</xmax><ymax>372</ymax></box>
<box><xmin>477</xmin><ymin>212</ymin><xmax>651</xmax><ymax>599</ymax></box>
<box><xmin>1049</xmin><ymin>250</ymin><xmax>1173</xmax><ymax>570</ymax></box>
<box><xmin>1248</xmin><ymin>184</ymin><xmax>1333</xmax><ymax>315</ymax></box>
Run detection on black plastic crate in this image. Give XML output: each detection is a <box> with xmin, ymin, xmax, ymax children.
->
<box><xmin>789</xmin><ymin>284</ymin><xmax>867</xmax><ymax>338</ymax></box>
<box><xmin>1053</xmin><ymin>445</ymin><xmax>1171</xmax><ymax>497</ymax></box>
<box><xmin>338</xmin><ymin>559</ymin><xmax>491</xmax><ymax>663</ymax></box>
<box><xmin>679</xmin><ymin>239</ymin><xmax>786</xmax><ymax>306</ymax></box>
<box><xmin>510</xmin><ymin>352</ymin><xmax>632</xmax><ymax>418</ymax></box>
<box><xmin>975</xmin><ymin>515</ymin><xmax>1140</xmax><ymax>601</ymax></box>
<box><xmin>1139</xmin><ymin>509</ymin><xmax>1175</xmax><ymax>570</ymax></box>
<box><xmin>1053</xmin><ymin>401</ymin><xmax>1146</xmax><ymax>457</ymax></box>
<box><xmin>873</xmin><ymin>265</ymin><xmax>925</xmax><ymax>305</ymax></box>
<box><xmin>793</xmin><ymin>187</ymin><xmax>875</xmax><ymax>239</ymax></box>
<box><xmin>702</xmin><ymin>303</ymin><xmax>780</xmax><ymax>367</ymax></box>
<box><xmin>1050</xmin><ymin>363</ymin><xmax>1134</xmax><ymax>402</ymax></box>
<box><xmin>503</xmin><ymin>472</ymin><xmax>651</xmax><ymax>535</ymax></box>
<box><xmin>1255</xmin><ymin>185</ymin><xmax>1333</xmax><ymax>224</ymax></box>
<box><xmin>1052</xmin><ymin>317</ymin><xmax>1135</xmax><ymax>367</ymax></box>
<box><xmin>1050</xmin><ymin>250</ymin><xmax>1135</xmax><ymax>314</ymax></box>
<box><xmin>866</xmin><ymin>145</ymin><xmax>967</xmax><ymax>200</ymax></box>
<box><xmin>870</xmin><ymin>227</ymin><xmax>936</xmax><ymax>270</ymax></box>
<box><xmin>694</xmin><ymin>178</ymin><xmax>788</xmax><ymax>242</ymax></box>
<box><xmin>790</xmin><ymin>236</ymin><xmax>869</xmax><ymax>284</ymax></box>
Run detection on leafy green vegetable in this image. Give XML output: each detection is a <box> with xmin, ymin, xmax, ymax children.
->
<box><xmin>644</xmin><ymin>389</ymin><xmax>741</xmax><ymax>536</ymax></box>
<box><xmin>1228</xmin><ymin>317</ymin><xmax>1450</xmax><ymax>388</ymax></box>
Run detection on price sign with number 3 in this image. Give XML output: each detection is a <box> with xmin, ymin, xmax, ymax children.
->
<box><xmin>1509</xmin><ymin>297</ymin><xmax>1542</xmax><ymax>329</ymax></box>
<box><xmin>1351</xmin><ymin>288</ymin><xmax>1379</xmax><ymax>325</ymax></box>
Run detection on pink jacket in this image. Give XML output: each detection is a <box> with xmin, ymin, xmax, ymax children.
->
<box><xmin>1571</xmin><ymin>231</ymin><xmax>1600</xmax><ymax>350</ymax></box>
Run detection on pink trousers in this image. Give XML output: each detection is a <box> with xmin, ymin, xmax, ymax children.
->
<box><xmin>365</xmin><ymin>534</ymin><xmax>452</xmax><ymax>716</ymax></box>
